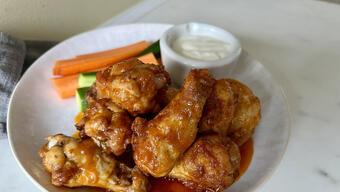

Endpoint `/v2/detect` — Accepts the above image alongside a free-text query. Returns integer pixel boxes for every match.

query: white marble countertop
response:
[1,0,340,191]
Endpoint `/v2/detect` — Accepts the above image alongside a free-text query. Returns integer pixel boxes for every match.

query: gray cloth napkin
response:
[0,32,26,139]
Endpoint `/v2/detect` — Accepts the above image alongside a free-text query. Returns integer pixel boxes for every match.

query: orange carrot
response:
[51,74,79,99]
[54,41,150,67]
[138,52,159,65]
[76,41,150,59]
[53,41,150,76]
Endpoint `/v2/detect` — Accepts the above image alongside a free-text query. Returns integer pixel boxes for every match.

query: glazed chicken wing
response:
[39,134,150,192]
[85,83,98,105]
[199,79,237,136]
[169,134,240,192]
[226,79,261,146]
[76,99,132,156]
[132,69,215,177]
[156,86,179,108]
[95,58,170,116]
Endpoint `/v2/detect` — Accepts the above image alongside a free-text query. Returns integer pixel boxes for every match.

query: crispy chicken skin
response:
[75,99,132,156]
[199,79,237,136]
[157,87,179,108]
[85,83,98,105]
[132,69,215,177]
[169,135,240,192]
[226,79,261,146]
[39,134,150,192]
[95,58,170,116]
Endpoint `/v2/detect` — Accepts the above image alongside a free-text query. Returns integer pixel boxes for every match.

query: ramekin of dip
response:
[160,22,242,85]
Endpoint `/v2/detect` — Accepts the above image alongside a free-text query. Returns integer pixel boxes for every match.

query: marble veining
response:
[317,169,338,184]
[297,109,329,123]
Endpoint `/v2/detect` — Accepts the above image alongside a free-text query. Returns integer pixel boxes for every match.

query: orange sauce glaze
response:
[150,177,193,192]
[72,130,80,138]
[74,112,84,124]
[236,138,254,181]
[71,119,253,192]
[151,138,254,192]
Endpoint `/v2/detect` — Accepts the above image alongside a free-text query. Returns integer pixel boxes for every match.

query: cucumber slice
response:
[76,87,90,112]
[78,72,96,87]
[138,40,161,58]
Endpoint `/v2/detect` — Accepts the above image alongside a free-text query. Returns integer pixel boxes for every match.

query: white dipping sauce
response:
[171,35,230,61]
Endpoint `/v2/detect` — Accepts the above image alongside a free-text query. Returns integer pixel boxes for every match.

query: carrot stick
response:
[53,53,131,76]
[138,52,159,65]
[53,41,150,76]
[54,41,150,67]
[76,41,150,59]
[51,74,79,99]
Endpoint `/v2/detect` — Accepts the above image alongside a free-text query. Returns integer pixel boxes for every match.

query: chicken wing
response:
[169,134,240,192]
[95,58,170,116]
[85,83,98,105]
[226,79,261,146]
[156,86,179,108]
[199,79,237,136]
[39,134,150,192]
[132,69,215,177]
[75,99,132,156]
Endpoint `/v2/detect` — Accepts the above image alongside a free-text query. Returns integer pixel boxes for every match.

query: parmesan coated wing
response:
[226,79,261,146]
[169,135,240,192]
[199,79,237,136]
[132,69,215,177]
[95,58,170,116]
[39,134,150,192]
[76,99,132,156]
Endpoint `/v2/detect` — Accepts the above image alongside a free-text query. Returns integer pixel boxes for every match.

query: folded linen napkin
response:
[0,32,26,139]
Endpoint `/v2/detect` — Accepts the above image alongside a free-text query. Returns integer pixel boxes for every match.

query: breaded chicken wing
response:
[199,79,237,136]
[226,79,261,146]
[39,134,150,192]
[169,135,240,192]
[76,99,132,156]
[95,58,170,116]
[132,69,215,177]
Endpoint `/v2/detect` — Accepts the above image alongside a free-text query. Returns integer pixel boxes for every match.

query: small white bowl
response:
[160,22,242,85]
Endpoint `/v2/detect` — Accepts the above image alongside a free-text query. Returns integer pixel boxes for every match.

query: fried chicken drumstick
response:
[132,69,215,177]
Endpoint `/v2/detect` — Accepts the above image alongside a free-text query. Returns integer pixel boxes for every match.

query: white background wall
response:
[0,0,140,41]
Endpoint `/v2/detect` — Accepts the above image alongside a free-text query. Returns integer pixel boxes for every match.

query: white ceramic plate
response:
[7,24,290,192]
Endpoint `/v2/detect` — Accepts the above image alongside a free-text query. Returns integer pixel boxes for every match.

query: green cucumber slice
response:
[76,87,90,112]
[78,72,96,87]
[138,40,160,58]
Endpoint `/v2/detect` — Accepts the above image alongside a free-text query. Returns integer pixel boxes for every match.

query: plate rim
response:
[7,23,291,192]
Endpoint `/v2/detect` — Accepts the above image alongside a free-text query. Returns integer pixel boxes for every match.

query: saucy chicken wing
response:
[169,134,240,192]
[199,79,237,136]
[95,58,170,116]
[157,86,179,108]
[75,99,132,156]
[39,134,150,192]
[132,69,215,177]
[85,83,98,105]
[226,79,261,146]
